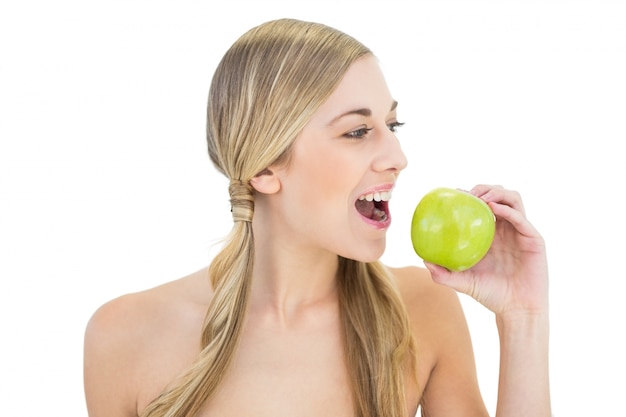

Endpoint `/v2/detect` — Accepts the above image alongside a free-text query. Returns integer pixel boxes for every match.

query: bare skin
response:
[84,56,550,416]
[84,264,486,417]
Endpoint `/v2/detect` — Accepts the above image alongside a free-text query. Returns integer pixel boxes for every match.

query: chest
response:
[137,310,424,417]
[199,319,354,416]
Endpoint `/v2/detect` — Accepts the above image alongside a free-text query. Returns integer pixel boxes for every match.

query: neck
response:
[249,222,340,327]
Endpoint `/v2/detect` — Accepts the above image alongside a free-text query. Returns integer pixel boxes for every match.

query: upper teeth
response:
[358,190,391,202]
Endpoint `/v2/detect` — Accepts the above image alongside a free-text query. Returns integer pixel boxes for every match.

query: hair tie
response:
[229,179,254,223]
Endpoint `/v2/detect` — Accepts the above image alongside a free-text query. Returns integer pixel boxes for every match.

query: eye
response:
[343,126,373,140]
[388,121,405,133]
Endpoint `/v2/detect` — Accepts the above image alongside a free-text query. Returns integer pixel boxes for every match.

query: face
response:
[267,55,408,262]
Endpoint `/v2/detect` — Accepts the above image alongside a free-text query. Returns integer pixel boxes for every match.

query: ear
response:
[249,168,281,195]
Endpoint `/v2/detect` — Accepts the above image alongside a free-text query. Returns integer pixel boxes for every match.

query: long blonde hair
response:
[141,18,416,417]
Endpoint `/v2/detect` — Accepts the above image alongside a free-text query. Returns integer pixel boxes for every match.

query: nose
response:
[372,127,408,174]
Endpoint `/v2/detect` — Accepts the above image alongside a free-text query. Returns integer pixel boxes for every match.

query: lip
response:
[354,183,395,230]
[357,183,395,197]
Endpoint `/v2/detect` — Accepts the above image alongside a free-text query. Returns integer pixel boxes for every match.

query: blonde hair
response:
[141,18,416,417]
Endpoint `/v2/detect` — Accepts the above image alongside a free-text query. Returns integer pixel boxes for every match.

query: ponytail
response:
[140,181,255,417]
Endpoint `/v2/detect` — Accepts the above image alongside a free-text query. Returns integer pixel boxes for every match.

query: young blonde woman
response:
[84,18,551,417]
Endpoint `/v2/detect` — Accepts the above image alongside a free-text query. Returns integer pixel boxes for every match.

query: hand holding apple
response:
[413,185,549,317]
[413,185,551,415]
[411,187,495,271]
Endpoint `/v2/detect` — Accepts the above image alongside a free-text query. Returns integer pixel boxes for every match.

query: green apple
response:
[411,187,495,271]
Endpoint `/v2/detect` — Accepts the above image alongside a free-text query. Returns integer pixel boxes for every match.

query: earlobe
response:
[250,169,281,194]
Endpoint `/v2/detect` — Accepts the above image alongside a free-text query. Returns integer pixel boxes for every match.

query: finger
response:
[472,185,525,216]
[488,201,538,238]
[470,183,502,197]
[425,262,473,295]
[424,262,451,286]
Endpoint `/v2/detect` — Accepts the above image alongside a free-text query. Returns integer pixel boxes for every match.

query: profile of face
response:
[252,55,408,262]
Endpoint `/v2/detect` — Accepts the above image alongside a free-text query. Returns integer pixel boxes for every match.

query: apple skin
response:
[411,187,496,271]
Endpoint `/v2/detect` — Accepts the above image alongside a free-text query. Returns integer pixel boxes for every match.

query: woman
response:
[84,18,551,417]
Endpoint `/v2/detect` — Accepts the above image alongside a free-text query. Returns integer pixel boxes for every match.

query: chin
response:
[341,239,386,263]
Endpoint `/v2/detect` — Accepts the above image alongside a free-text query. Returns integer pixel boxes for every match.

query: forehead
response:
[310,55,395,123]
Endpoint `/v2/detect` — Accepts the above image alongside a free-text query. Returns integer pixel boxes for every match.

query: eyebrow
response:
[328,100,398,126]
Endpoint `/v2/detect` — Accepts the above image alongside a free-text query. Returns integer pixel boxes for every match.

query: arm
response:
[495,312,550,416]
[425,185,551,417]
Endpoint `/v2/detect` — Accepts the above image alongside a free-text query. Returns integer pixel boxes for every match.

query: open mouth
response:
[355,190,390,222]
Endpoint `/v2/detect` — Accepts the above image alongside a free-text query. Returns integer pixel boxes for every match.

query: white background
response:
[1,1,625,416]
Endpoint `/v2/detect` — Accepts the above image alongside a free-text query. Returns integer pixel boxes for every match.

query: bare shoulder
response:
[85,267,212,338]
[385,267,465,363]
[387,265,463,318]
[386,265,488,415]
[387,265,469,354]
[84,267,212,417]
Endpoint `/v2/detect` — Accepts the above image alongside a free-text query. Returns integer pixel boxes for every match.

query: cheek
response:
[316,158,343,186]
[282,154,351,229]
[287,140,367,215]
[310,154,359,211]
[295,147,347,190]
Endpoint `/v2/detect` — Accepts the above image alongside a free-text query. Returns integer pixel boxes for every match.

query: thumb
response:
[424,261,472,294]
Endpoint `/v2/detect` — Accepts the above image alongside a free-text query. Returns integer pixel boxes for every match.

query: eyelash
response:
[389,121,405,133]
[344,127,374,139]
[344,122,405,139]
